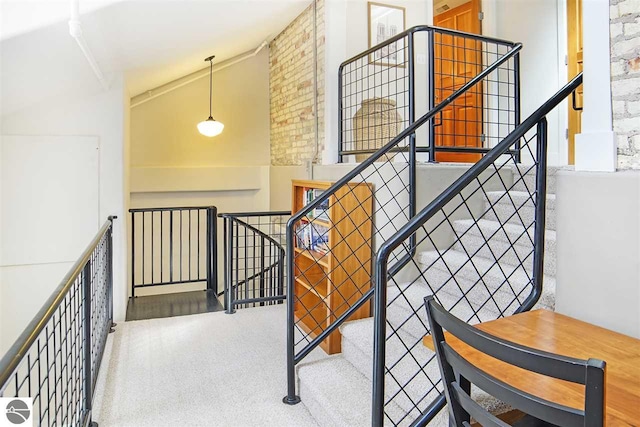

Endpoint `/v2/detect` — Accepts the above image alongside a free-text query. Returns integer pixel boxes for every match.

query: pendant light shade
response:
[197,117,224,137]
[198,55,224,137]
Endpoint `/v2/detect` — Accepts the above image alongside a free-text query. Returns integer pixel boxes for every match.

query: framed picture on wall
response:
[368,2,406,67]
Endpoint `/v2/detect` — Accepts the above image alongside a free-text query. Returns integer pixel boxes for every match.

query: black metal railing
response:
[219,212,289,312]
[338,25,520,163]
[370,74,583,426]
[0,216,116,427]
[284,26,523,406]
[129,206,217,297]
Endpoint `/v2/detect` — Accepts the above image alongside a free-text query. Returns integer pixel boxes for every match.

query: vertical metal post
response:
[259,235,266,306]
[206,208,213,292]
[130,212,135,298]
[428,29,436,163]
[371,252,388,427]
[278,247,285,304]
[170,211,174,283]
[514,52,522,163]
[408,33,417,255]
[532,117,547,298]
[82,260,93,424]
[212,206,218,293]
[518,117,547,313]
[223,217,228,308]
[337,65,344,163]
[108,218,116,333]
[283,221,300,405]
[225,219,236,314]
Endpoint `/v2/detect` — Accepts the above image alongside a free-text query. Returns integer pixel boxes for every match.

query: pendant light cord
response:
[208,58,213,118]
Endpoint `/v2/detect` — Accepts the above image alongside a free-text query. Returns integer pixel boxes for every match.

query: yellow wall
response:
[128,49,272,296]
[131,49,270,168]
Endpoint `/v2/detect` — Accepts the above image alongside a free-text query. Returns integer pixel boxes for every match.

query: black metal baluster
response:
[188,209,192,281]
[180,209,183,282]
[142,211,145,287]
[160,210,163,283]
[151,211,154,285]
[170,211,174,283]
[131,212,135,297]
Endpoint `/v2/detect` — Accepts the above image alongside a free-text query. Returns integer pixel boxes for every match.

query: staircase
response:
[295,165,559,426]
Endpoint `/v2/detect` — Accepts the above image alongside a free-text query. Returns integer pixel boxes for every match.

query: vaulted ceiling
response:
[0,0,311,116]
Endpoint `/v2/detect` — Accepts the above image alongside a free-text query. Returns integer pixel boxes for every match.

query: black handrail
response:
[0,216,116,387]
[375,72,583,264]
[291,43,522,226]
[338,25,521,162]
[0,216,116,427]
[285,32,523,405]
[219,211,290,218]
[370,73,583,426]
[339,25,517,68]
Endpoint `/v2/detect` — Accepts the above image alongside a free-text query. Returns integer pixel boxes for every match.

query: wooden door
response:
[433,0,483,163]
[567,0,583,164]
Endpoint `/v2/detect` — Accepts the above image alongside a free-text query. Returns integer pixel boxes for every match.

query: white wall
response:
[484,0,567,165]
[2,74,128,323]
[0,135,101,351]
[1,135,100,266]
[322,0,432,164]
[555,170,640,338]
[0,262,73,354]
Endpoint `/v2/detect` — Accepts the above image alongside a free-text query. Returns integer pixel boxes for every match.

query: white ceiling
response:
[0,0,311,115]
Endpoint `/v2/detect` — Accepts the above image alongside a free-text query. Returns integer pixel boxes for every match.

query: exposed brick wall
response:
[610,0,640,169]
[270,0,325,166]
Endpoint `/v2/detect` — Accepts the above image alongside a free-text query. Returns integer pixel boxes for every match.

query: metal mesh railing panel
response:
[0,220,114,427]
[338,27,520,162]
[130,207,217,297]
[222,212,289,310]
[290,157,413,355]
[378,128,543,425]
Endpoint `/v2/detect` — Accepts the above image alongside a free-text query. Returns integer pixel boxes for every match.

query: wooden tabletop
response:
[423,309,640,426]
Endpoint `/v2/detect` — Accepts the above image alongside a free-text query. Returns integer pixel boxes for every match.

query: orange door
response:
[433,0,483,163]
[567,0,583,164]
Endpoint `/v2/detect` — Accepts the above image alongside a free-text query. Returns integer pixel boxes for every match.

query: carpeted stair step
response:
[297,355,409,427]
[511,165,560,194]
[415,250,556,320]
[340,317,443,419]
[385,282,506,342]
[483,191,556,231]
[452,218,556,276]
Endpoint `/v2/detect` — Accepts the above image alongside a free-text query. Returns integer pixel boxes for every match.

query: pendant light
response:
[197,55,224,137]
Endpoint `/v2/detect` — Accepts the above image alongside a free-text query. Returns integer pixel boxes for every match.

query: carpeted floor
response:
[93,304,323,427]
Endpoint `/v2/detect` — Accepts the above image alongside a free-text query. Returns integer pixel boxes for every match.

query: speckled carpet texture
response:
[93,304,322,427]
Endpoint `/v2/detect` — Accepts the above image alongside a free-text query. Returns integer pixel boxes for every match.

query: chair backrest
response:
[424,296,606,427]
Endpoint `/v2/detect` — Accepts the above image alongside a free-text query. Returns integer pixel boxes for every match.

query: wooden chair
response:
[423,296,606,427]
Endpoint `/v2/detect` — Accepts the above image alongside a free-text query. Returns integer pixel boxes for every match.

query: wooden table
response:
[423,309,640,426]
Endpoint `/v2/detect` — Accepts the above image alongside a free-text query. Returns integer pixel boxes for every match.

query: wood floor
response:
[125,289,224,321]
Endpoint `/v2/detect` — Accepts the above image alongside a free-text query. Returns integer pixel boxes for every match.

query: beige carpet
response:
[93,304,322,427]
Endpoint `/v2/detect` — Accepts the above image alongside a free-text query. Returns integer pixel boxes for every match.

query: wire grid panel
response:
[90,232,111,389]
[130,208,212,292]
[291,153,414,355]
[227,213,289,309]
[340,34,411,161]
[433,30,518,155]
[0,231,112,427]
[380,130,543,426]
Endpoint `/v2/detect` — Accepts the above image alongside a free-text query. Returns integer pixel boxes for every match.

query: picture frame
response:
[368,2,406,67]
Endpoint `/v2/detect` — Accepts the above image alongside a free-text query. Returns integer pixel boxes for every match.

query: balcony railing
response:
[0,216,116,427]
